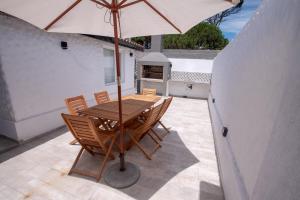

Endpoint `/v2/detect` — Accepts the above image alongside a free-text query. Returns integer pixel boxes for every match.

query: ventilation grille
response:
[171,71,211,84]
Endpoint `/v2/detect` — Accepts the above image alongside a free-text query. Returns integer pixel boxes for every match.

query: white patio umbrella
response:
[0,0,238,188]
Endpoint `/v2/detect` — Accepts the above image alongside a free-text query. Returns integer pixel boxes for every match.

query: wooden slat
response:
[65,95,88,115]
[142,88,156,96]
[94,91,110,104]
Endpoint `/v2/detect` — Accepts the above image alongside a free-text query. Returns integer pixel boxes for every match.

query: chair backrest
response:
[137,102,164,135]
[156,97,173,122]
[94,91,110,104]
[65,95,88,115]
[142,88,157,96]
[61,113,105,148]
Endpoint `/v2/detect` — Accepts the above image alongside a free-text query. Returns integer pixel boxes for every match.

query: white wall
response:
[0,14,136,141]
[168,58,212,99]
[169,58,213,73]
[169,81,210,99]
[209,0,300,200]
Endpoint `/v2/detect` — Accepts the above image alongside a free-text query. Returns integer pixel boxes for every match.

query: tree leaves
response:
[163,22,228,50]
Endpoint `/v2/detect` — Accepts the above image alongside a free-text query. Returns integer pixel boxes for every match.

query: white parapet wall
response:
[0,14,137,142]
[168,58,213,99]
[209,0,300,200]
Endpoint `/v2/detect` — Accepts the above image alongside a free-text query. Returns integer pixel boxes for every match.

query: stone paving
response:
[0,97,223,200]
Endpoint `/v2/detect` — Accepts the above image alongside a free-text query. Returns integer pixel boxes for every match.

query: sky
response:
[220,0,262,40]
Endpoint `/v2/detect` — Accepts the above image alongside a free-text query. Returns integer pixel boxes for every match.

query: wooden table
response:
[79,95,161,123]
[122,94,161,103]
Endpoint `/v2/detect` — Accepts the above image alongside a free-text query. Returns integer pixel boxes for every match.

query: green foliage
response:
[163,22,228,50]
[131,36,146,46]
[131,36,151,49]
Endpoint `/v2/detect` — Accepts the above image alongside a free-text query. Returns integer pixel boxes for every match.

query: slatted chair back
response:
[126,103,164,160]
[156,97,173,122]
[142,88,157,96]
[65,95,88,115]
[61,113,116,182]
[136,102,164,136]
[61,113,105,149]
[94,91,110,104]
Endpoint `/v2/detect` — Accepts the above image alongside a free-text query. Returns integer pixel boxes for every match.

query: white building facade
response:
[0,14,140,142]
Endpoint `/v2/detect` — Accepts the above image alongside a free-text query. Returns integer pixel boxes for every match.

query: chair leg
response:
[99,139,115,160]
[96,137,116,182]
[159,121,171,138]
[69,139,78,145]
[148,131,162,147]
[147,132,162,157]
[150,128,163,141]
[69,147,84,175]
[128,133,152,160]
[159,121,170,133]
[107,144,115,160]
[82,145,95,156]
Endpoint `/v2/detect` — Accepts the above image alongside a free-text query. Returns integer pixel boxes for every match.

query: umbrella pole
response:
[111,8,125,172]
[103,2,140,188]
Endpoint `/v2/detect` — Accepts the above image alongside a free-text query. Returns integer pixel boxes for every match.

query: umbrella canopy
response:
[0,0,237,38]
[0,0,238,181]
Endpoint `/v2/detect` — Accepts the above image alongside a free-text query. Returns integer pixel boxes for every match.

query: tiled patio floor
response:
[0,97,223,200]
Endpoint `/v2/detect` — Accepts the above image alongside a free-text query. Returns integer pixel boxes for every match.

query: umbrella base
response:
[104,162,140,189]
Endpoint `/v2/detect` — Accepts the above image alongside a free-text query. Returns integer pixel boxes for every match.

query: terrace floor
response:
[0,97,223,200]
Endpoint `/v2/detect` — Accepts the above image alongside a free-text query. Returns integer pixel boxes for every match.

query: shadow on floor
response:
[0,126,68,163]
[199,181,224,200]
[70,128,200,200]
[0,135,18,154]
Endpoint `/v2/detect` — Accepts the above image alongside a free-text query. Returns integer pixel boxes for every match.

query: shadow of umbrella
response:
[199,181,224,200]
[71,129,200,200]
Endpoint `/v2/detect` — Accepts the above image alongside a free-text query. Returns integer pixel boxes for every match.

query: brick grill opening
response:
[142,65,163,79]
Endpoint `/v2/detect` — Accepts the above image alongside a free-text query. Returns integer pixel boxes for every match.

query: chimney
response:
[150,35,162,52]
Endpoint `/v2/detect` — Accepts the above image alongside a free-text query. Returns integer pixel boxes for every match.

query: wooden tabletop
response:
[79,95,161,124]
[122,94,161,102]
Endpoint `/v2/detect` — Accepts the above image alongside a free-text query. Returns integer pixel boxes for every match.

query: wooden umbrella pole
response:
[112,1,125,171]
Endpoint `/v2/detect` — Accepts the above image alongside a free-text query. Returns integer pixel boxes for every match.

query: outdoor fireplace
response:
[142,65,164,79]
[137,52,172,96]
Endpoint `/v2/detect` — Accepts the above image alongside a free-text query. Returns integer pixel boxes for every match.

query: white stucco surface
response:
[0,14,136,141]
[169,81,210,99]
[169,58,213,73]
[209,0,300,200]
[166,58,213,98]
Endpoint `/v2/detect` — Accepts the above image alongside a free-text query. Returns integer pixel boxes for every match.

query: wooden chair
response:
[153,97,173,140]
[94,91,116,129]
[65,95,88,115]
[61,113,117,182]
[65,95,89,145]
[142,88,157,96]
[125,103,164,160]
[94,91,110,104]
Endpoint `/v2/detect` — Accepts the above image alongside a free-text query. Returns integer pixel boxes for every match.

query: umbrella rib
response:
[44,0,82,31]
[119,0,143,9]
[142,0,182,34]
[90,0,111,8]
[97,0,111,7]
[118,0,128,7]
